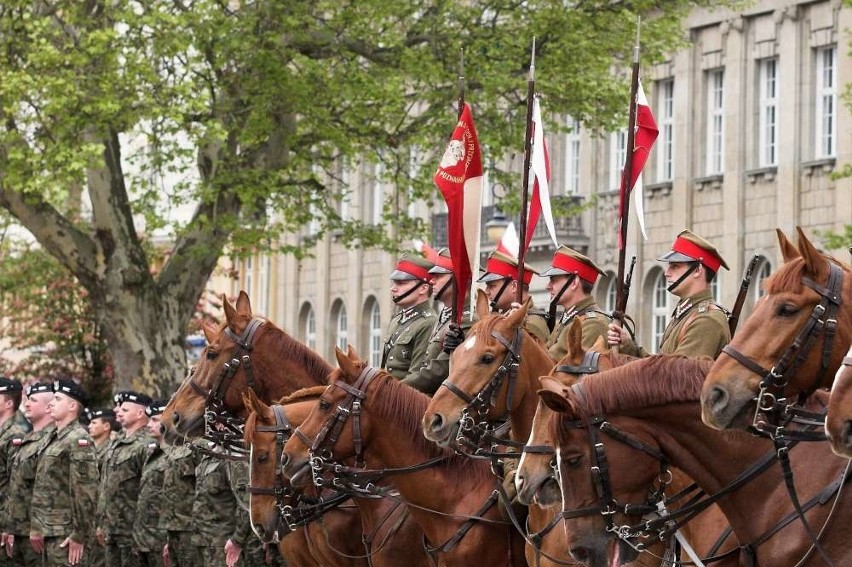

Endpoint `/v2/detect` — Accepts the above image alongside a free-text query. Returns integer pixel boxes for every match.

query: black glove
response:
[442,322,465,354]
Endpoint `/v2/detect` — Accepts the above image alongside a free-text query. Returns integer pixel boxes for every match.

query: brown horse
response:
[243,386,367,566]
[543,355,851,566]
[243,387,430,567]
[702,228,851,430]
[825,346,852,457]
[281,346,527,567]
[162,291,331,440]
[516,324,735,567]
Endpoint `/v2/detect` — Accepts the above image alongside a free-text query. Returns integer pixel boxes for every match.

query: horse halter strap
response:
[555,350,602,376]
[722,261,843,431]
[307,366,379,470]
[247,404,293,502]
[190,317,266,405]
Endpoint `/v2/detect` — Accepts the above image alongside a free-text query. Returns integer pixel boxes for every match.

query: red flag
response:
[618,81,658,226]
[434,103,483,319]
[496,221,520,258]
[525,97,558,253]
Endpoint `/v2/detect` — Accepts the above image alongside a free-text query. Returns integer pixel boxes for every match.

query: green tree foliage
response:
[0,233,113,406]
[0,0,737,394]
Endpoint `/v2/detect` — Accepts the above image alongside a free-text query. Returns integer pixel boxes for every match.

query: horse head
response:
[702,227,852,430]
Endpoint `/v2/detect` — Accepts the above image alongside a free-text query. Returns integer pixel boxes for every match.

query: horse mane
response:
[765,255,849,295]
[343,366,492,486]
[279,386,328,405]
[258,323,332,384]
[563,355,713,418]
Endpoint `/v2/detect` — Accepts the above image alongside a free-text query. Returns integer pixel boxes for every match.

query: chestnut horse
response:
[243,387,430,567]
[543,355,852,566]
[282,347,527,567]
[162,291,331,440]
[516,324,736,567]
[243,386,368,566]
[825,346,852,457]
[702,228,851,431]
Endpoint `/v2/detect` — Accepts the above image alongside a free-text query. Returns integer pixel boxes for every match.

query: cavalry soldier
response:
[0,377,27,566]
[133,400,169,567]
[383,253,436,380]
[30,379,99,567]
[608,229,731,358]
[2,382,56,567]
[159,438,200,567]
[402,248,474,395]
[97,390,153,567]
[542,245,611,360]
[478,250,550,343]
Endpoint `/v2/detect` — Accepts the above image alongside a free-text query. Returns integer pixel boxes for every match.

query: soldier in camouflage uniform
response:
[191,445,241,566]
[97,391,153,567]
[402,248,474,395]
[478,250,551,344]
[608,230,731,359]
[224,460,266,567]
[133,400,169,567]
[0,377,28,566]
[383,253,436,380]
[2,383,56,567]
[159,439,200,567]
[542,246,611,360]
[85,407,117,567]
[30,379,99,567]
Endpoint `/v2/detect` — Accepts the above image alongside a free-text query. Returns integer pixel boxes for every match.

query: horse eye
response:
[319,399,331,411]
[564,454,583,469]
[480,353,495,364]
[776,303,799,317]
[206,350,218,360]
[257,452,269,463]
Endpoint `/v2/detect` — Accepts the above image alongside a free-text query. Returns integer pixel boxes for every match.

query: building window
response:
[564,117,581,194]
[339,161,350,221]
[711,275,721,304]
[256,255,270,316]
[336,304,348,352]
[651,270,670,353]
[815,46,836,159]
[244,256,254,300]
[656,79,674,181]
[372,163,385,224]
[758,59,778,167]
[369,302,382,367]
[304,306,316,350]
[753,259,772,302]
[609,129,627,190]
[706,69,725,175]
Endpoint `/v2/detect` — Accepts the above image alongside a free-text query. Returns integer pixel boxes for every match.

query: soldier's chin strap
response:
[434,278,453,303]
[392,279,430,304]
[548,274,575,314]
[666,262,699,293]
[489,278,513,312]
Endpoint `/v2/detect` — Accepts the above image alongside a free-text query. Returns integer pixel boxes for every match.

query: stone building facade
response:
[221,0,851,363]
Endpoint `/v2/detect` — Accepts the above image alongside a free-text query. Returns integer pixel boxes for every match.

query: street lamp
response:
[484,182,509,243]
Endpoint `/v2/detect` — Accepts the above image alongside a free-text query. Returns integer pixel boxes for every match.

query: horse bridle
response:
[188,317,265,453]
[721,261,843,436]
[439,327,522,456]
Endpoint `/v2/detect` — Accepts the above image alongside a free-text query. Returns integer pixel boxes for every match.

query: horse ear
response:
[235,291,253,318]
[476,288,490,319]
[564,319,583,358]
[776,228,800,263]
[242,388,268,419]
[504,296,530,329]
[538,389,572,413]
[346,344,360,362]
[591,335,607,353]
[335,347,359,380]
[202,321,218,344]
[796,226,827,279]
[223,294,237,325]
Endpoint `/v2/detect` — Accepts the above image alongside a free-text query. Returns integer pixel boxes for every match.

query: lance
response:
[614,19,641,333]
[455,48,466,324]
[517,38,536,303]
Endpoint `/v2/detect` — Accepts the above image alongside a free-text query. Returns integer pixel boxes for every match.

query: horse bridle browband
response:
[721,261,843,435]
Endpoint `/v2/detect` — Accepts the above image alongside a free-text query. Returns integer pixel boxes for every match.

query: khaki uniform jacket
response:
[0,414,29,519]
[2,425,55,535]
[622,290,730,359]
[525,304,551,345]
[132,442,169,552]
[547,296,611,361]
[97,428,152,537]
[30,422,99,542]
[158,444,198,532]
[402,306,474,395]
[383,300,436,381]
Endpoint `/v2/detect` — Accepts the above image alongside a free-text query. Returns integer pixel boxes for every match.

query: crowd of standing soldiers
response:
[0,378,288,567]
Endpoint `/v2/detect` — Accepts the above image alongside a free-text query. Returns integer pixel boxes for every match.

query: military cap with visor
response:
[389,253,436,282]
[657,229,729,272]
[53,378,88,405]
[0,376,22,394]
[477,251,538,285]
[427,248,454,275]
[540,245,606,284]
